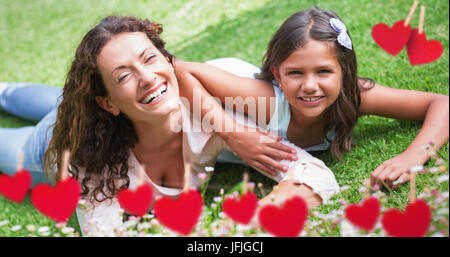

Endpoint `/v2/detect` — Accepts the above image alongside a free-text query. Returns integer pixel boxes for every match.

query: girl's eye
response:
[288,71,303,75]
[318,69,331,74]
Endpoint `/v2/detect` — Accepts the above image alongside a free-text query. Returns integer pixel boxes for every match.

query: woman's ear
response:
[270,65,282,89]
[95,96,120,116]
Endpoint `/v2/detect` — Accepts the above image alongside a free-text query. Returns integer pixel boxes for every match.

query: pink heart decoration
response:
[153,189,203,235]
[345,197,381,231]
[0,169,32,203]
[258,196,308,237]
[406,28,443,65]
[31,178,80,223]
[381,199,431,237]
[118,183,153,217]
[222,191,258,224]
[372,20,412,56]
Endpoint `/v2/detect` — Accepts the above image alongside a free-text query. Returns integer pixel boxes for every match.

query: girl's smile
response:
[298,96,325,105]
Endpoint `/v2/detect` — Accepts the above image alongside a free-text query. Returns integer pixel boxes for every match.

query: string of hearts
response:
[0,151,80,223]
[0,151,434,237]
[372,1,443,65]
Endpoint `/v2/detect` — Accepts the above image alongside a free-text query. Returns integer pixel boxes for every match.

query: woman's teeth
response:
[300,96,322,102]
[141,84,167,104]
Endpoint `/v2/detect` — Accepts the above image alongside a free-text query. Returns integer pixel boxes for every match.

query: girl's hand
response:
[370,152,423,189]
[221,124,298,176]
[361,83,448,189]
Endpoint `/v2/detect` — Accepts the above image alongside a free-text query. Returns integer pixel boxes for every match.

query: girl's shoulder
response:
[265,84,291,135]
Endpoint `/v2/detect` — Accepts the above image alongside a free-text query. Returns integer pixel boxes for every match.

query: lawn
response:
[0,0,448,237]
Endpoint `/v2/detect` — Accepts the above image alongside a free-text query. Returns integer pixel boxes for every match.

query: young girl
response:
[0,15,339,236]
[175,7,449,190]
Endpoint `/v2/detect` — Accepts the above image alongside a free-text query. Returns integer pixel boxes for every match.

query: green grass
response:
[0,0,448,236]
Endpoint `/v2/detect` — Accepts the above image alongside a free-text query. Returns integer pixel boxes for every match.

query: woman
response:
[0,16,339,236]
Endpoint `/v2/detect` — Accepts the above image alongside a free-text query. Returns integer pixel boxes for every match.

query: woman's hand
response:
[370,151,426,189]
[221,124,298,176]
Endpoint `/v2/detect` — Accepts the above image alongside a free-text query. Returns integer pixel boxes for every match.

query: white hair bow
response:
[329,18,353,50]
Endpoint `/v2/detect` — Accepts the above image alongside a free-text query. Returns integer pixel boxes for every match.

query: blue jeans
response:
[0,82,62,187]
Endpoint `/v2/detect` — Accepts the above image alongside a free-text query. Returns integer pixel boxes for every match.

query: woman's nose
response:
[137,69,157,88]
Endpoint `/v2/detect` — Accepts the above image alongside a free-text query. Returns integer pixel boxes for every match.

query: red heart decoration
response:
[222,191,257,224]
[381,199,431,237]
[153,189,203,235]
[31,178,80,223]
[406,29,443,65]
[372,20,412,56]
[118,183,153,217]
[345,197,380,231]
[0,169,32,203]
[258,196,308,237]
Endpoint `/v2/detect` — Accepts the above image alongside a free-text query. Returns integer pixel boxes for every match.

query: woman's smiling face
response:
[273,40,342,119]
[96,31,179,122]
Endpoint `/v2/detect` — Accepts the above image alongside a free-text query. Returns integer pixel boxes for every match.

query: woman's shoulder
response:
[178,99,215,149]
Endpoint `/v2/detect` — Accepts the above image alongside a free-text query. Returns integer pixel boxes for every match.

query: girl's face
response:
[272,40,342,119]
[96,32,179,122]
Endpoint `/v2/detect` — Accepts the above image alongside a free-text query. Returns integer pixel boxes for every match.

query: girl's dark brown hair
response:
[44,16,173,202]
[257,7,374,160]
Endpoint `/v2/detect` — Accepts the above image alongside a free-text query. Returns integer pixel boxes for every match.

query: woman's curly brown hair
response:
[44,16,173,203]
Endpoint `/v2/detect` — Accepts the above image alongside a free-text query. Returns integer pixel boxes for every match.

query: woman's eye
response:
[145,55,156,63]
[118,73,129,83]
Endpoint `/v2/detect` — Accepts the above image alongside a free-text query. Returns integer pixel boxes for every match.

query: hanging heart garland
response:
[30,151,80,223]
[153,189,203,235]
[118,183,153,217]
[118,165,154,217]
[345,197,381,232]
[222,191,258,225]
[406,6,443,65]
[372,2,443,65]
[153,162,203,235]
[0,169,31,203]
[372,20,413,56]
[381,199,431,237]
[258,196,308,237]
[31,177,81,223]
[0,152,31,203]
[371,1,418,56]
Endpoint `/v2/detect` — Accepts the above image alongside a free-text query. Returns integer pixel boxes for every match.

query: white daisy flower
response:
[11,225,22,232]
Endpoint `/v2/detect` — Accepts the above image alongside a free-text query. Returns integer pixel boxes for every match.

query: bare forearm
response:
[404,95,449,162]
[176,63,240,140]
[178,61,237,103]
[176,60,275,122]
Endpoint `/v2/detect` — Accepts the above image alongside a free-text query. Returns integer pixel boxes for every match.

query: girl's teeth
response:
[301,97,321,102]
